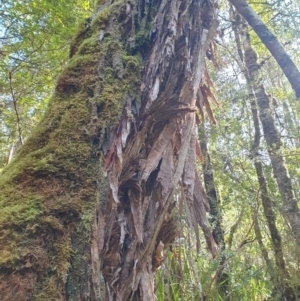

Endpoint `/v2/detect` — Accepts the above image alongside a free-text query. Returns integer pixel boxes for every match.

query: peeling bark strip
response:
[229,0,300,98]
[0,0,218,300]
[100,0,218,299]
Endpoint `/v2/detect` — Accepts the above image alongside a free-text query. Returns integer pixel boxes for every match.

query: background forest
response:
[1,0,300,300]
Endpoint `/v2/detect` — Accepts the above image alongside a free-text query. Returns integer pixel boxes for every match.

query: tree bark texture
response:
[0,0,218,300]
[242,29,300,247]
[229,0,300,98]
[249,92,295,300]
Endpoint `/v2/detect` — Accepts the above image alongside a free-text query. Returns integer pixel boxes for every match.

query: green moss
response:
[0,188,44,268]
[77,34,100,55]
[0,242,20,267]
[52,236,72,278]
[97,52,142,127]
[0,197,42,227]
[0,0,145,297]
[91,6,111,30]
[69,19,93,58]
[68,53,98,69]
[134,29,151,50]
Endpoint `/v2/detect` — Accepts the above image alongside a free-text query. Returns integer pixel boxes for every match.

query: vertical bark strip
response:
[229,0,300,98]
[0,0,218,300]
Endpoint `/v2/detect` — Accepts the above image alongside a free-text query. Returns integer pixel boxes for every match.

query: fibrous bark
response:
[0,0,218,300]
[229,0,300,98]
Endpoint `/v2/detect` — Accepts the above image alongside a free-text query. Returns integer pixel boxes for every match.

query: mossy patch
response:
[91,6,111,30]
[0,0,144,298]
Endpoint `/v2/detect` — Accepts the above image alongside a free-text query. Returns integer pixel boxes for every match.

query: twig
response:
[8,69,23,145]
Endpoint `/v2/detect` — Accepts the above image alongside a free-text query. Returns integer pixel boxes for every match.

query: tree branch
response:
[8,69,23,145]
[229,0,300,98]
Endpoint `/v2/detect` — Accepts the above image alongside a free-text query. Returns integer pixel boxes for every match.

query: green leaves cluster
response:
[0,0,95,169]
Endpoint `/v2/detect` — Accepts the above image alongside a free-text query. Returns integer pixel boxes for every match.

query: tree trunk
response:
[0,0,218,300]
[249,91,295,300]
[230,10,297,298]
[241,28,300,248]
[199,126,230,300]
[229,0,300,98]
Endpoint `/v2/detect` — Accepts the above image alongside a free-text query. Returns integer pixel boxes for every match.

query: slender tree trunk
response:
[229,0,300,98]
[241,29,300,248]
[0,0,217,300]
[252,208,274,277]
[230,11,297,298]
[199,126,230,300]
[249,93,295,300]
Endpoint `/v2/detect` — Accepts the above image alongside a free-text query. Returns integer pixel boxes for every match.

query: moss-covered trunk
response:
[0,0,217,300]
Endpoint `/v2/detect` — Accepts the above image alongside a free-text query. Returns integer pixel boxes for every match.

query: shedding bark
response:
[229,0,300,98]
[0,0,218,300]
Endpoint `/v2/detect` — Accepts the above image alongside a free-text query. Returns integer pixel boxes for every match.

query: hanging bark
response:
[229,0,300,98]
[0,0,218,300]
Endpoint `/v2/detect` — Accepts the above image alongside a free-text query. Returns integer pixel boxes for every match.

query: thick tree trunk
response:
[0,0,217,300]
[229,0,300,98]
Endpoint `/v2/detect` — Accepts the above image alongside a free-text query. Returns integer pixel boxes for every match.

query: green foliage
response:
[0,0,94,168]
